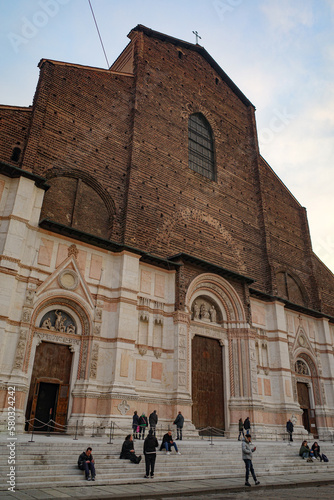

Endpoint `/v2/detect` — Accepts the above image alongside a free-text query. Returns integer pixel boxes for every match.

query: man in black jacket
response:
[143,429,159,477]
[160,431,181,454]
[78,447,96,481]
[173,411,184,440]
[244,417,251,436]
[149,410,158,436]
[120,434,142,464]
[132,410,139,439]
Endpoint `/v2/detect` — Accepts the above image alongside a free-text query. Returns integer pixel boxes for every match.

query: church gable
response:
[35,253,94,310]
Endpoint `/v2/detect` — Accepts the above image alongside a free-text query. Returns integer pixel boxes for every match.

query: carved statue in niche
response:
[55,310,64,331]
[210,305,217,323]
[41,317,52,329]
[67,324,76,334]
[39,309,77,334]
[200,303,210,321]
[192,298,220,323]
[193,301,200,320]
[295,359,309,375]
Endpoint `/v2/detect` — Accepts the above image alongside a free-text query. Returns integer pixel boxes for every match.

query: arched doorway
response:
[295,358,319,437]
[25,307,80,432]
[297,381,311,433]
[192,335,224,430]
[26,341,73,432]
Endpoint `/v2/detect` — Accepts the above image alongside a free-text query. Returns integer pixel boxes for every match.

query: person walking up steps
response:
[242,434,260,487]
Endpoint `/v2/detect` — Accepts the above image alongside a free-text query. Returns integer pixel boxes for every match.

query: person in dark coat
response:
[311,442,322,461]
[160,430,181,454]
[238,418,244,441]
[149,410,158,436]
[143,429,159,478]
[132,410,139,439]
[173,411,184,440]
[243,417,251,436]
[286,419,294,442]
[139,413,148,439]
[78,447,96,481]
[120,434,142,463]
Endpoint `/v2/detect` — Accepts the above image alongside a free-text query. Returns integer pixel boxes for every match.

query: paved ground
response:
[1,474,333,499]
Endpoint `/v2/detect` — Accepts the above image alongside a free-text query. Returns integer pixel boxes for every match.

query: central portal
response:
[26,342,72,432]
[192,335,224,430]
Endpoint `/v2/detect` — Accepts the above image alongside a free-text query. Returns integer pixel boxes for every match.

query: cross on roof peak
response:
[192,30,202,45]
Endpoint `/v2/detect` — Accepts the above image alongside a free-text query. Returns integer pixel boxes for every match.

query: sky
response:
[1,0,333,272]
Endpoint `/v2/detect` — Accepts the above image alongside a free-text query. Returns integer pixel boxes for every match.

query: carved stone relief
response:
[14,329,28,370]
[295,359,309,375]
[153,348,162,359]
[35,297,90,336]
[90,344,99,379]
[25,289,35,306]
[117,399,130,415]
[249,339,258,397]
[22,308,32,323]
[39,309,76,334]
[192,298,219,323]
[35,331,80,350]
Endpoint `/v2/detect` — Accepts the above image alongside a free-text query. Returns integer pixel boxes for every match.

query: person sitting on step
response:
[311,442,322,461]
[160,430,181,455]
[299,440,314,461]
[120,434,142,464]
[78,447,96,481]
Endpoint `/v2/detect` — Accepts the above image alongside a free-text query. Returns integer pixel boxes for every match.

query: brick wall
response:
[21,61,135,242]
[0,107,31,165]
[1,27,333,317]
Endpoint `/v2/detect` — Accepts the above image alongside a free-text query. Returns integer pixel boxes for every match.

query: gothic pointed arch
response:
[40,168,116,238]
[293,351,323,406]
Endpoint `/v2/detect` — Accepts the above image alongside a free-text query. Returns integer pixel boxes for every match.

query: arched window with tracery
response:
[188,113,215,180]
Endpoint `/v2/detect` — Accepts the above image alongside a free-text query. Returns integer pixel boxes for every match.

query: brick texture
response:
[0,25,333,317]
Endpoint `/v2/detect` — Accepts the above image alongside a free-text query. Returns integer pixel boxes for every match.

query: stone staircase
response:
[1,437,334,491]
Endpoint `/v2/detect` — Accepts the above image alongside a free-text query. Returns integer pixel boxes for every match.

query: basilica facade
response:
[0,25,333,438]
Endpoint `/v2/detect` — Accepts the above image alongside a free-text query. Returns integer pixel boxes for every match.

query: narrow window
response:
[11,147,21,162]
[188,113,215,180]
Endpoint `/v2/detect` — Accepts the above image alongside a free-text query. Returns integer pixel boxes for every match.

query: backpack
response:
[322,453,329,462]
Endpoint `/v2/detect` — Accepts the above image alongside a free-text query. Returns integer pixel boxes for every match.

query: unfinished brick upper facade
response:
[0,25,333,438]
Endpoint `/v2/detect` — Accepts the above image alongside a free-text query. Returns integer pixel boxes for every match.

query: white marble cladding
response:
[0,172,333,437]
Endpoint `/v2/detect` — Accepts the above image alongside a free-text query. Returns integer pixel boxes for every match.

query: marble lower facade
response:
[1,171,334,439]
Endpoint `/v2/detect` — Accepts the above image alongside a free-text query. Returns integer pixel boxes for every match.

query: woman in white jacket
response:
[242,435,260,487]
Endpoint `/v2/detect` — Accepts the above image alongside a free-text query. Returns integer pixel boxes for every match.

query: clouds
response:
[0,0,333,271]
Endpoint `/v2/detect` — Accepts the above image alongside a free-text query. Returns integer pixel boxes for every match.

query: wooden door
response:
[26,342,73,432]
[54,384,70,431]
[192,335,224,430]
[297,382,318,437]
